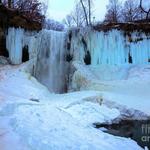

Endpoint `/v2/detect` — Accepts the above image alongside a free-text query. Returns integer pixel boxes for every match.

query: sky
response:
[41,0,149,22]
[43,0,109,22]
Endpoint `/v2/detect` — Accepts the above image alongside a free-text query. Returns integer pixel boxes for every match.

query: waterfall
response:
[35,30,68,93]
[6,28,68,93]
[6,27,150,93]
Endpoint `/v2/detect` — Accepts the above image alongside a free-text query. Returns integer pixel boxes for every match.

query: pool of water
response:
[93,119,150,149]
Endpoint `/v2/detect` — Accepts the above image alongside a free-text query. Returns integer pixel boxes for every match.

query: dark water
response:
[93,119,150,149]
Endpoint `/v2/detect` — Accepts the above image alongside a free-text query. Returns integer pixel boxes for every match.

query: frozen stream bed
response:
[0,63,149,150]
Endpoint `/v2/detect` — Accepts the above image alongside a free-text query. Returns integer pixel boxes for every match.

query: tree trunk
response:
[12,0,14,8]
[88,0,91,25]
[8,0,11,8]
[146,9,150,20]
[80,0,89,26]
[140,0,150,20]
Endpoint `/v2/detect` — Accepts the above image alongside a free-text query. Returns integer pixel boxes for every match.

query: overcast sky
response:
[41,0,149,22]
[43,0,109,22]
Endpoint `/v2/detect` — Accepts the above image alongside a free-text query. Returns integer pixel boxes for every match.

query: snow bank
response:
[0,64,143,150]
[11,102,142,150]
[71,61,150,116]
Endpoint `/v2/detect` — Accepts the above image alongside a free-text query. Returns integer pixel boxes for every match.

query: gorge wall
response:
[4,24,150,93]
[68,27,150,65]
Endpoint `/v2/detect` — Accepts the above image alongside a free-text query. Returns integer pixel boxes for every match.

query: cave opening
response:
[0,35,9,57]
[22,45,29,62]
[128,52,132,64]
[84,50,91,65]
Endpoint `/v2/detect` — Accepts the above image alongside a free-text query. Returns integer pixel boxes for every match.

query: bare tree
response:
[63,15,74,28]
[5,0,14,8]
[73,2,87,27]
[104,0,122,23]
[80,0,89,25]
[8,0,11,8]
[63,0,94,27]
[1,0,45,24]
[80,0,93,26]
[15,0,44,23]
[41,0,48,16]
[44,19,64,31]
[122,0,141,22]
[88,0,92,25]
[64,2,86,27]
[140,0,150,20]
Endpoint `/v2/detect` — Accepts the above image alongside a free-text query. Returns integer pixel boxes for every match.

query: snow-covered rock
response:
[0,56,9,65]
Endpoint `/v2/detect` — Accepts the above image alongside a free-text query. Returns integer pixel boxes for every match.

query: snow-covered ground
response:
[0,63,146,150]
[72,62,150,117]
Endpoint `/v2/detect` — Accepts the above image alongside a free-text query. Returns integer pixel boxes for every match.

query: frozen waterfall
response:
[6,27,150,93]
[6,28,38,65]
[35,30,68,93]
[69,29,150,65]
[6,28,68,93]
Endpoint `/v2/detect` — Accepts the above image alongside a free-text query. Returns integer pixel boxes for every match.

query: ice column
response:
[70,29,150,65]
[6,28,24,64]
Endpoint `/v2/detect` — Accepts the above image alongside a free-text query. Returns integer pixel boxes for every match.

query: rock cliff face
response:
[0,5,42,30]
[67,24,150,65]
[0,27,8,57]
[0,4,42,58]
[5,25,150,93]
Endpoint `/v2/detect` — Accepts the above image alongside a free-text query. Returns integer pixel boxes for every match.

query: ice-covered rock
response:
[0,56,9,65]
[69,29,150,65]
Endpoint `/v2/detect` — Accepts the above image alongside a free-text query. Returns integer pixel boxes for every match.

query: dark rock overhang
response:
[93,22,150,34]
[0,4,42,31]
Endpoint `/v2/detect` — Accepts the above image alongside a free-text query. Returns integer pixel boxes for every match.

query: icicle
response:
[6,27,150,93]
[6,28,24,64]
[70,29,150,65]
[6,28,39,65]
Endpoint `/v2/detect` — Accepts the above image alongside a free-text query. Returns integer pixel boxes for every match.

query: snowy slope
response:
[0,63,143,150]
[72,62,150,116]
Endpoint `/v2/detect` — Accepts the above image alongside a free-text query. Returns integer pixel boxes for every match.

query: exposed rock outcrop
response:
[0,4,42,58]
[0,5,42,31]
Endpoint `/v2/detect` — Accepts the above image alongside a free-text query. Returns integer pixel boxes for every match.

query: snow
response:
[0,64,143,150]
[71,61,150,117]
[4,27,150,149]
